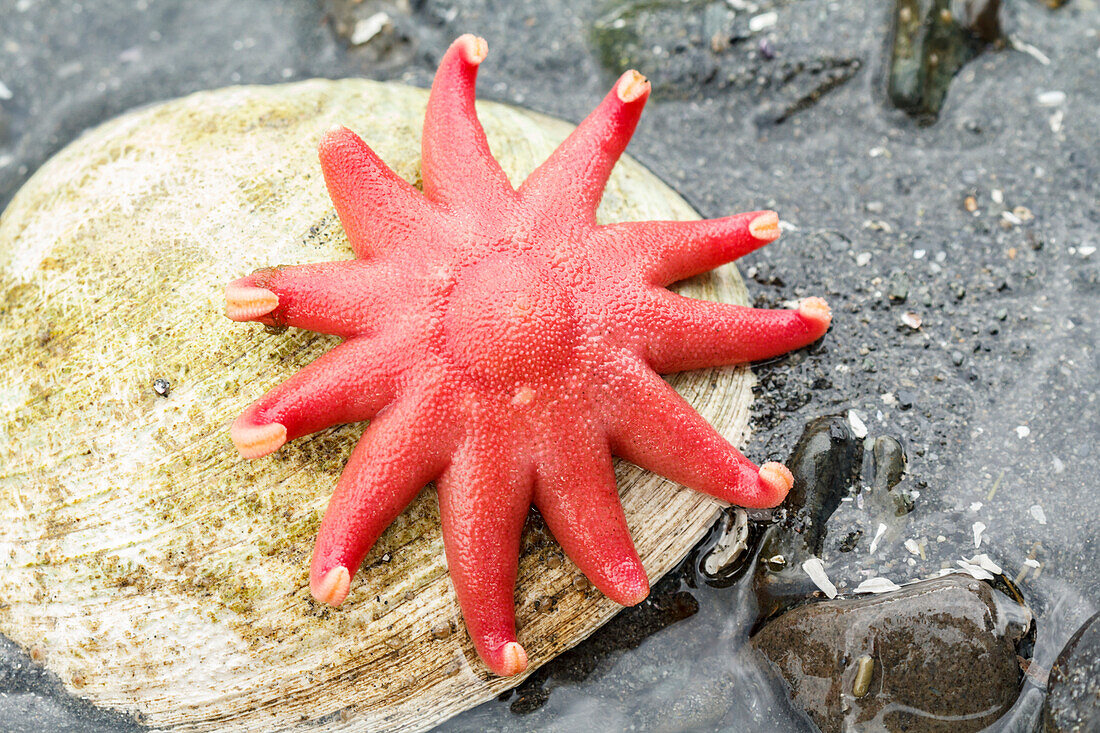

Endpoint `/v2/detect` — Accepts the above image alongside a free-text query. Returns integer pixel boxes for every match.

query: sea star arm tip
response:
[230,420,287,459]
[758,461,794,501]
[501,642,530,677]
[311,565,352,607]
[797,295,832,331]
[615,69,651,104]
[454,33,488,66]
[748,210,781,242]
[224,283,278,321]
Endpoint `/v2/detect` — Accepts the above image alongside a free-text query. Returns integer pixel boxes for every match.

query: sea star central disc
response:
[225,34,831,677]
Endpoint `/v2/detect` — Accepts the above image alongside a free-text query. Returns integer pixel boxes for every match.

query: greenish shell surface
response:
[0,79,753,731]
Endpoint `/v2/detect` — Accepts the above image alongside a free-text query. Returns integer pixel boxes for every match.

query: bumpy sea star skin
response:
[224,34,831,677]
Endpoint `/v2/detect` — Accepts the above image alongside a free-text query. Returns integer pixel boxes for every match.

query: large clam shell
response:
[0,80,753,731]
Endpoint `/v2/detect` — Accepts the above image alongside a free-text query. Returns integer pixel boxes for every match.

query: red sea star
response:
[224,34,831,677]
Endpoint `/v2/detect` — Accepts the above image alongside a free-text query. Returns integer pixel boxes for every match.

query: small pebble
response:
[852,655,875,698]
[888,272,910,303]
[153,378,170,397]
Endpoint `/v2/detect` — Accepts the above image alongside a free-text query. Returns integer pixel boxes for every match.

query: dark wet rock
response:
[888,0,1004,123]
[751,575,1032,733]
[867,436,916,516]
[871,436,907,492]
[1043,611,1100,732]
[754,416,863,617]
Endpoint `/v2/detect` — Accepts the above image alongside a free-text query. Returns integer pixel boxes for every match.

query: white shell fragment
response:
[749,11,778,31]
[973,521,987,548]
[853,577,902,594]
[0,80,758,732]
[957,554,1001,580]
[869,522,888,554]
[1029,504,1048,525]
[802,557,838,598]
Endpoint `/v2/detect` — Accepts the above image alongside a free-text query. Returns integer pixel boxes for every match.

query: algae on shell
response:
[0,79,755,731]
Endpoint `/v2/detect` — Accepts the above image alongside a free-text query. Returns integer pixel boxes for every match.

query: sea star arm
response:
[229,336,401,458]
[533,427,649,606]
[601,210,781,286]
[421,35,515,213]
[309,392,454,607]
[224,260,397,337]
[603,354,792,509]
[518,70,650,225]
[638,291,832,373]
[436,428,532,677]
[318,125,441,258]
